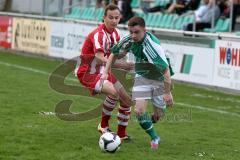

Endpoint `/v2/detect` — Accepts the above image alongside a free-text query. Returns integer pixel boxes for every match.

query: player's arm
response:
[163,68,172,94]
[101,53,117,80]
[163,68,173,107]
[111,35,134,70]
[95,52,108,65]
[112,50,134,71]
[154,44,173,107]
[103,53,133,73]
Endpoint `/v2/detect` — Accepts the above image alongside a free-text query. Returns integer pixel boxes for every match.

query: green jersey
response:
[111,32,174,80]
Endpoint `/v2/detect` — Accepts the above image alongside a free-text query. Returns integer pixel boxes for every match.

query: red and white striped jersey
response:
[78,24,120,75]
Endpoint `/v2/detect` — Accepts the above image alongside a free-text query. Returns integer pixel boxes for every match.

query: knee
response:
[118,89,132,107]
[110,90,119,99]
[107,86,119,99]
[120,96,132,107]
[152,110,165,122]
[152,114,160,122]
[134,107,145,116]
[125,96,132,106]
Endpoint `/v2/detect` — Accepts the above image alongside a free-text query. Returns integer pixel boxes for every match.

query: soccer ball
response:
[99,132,121,153]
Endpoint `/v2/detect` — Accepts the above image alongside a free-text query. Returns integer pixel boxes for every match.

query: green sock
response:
[137,112,158,140]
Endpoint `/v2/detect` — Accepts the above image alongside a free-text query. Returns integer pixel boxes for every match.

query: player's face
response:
[128,25,146,42]
[103,9,121,32]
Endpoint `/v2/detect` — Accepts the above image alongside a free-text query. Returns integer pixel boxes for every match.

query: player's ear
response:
[143,27,146,33]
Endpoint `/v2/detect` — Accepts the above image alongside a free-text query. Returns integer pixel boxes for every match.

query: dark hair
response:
[128,16,145,27]
[104,4,120,16]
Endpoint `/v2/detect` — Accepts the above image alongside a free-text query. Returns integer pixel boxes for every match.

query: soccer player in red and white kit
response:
[77,4,132,141]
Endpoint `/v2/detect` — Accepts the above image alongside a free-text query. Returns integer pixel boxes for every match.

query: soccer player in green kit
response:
[102,16,174,149]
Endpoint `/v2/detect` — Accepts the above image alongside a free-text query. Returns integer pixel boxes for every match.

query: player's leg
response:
[78,72,120,133]
[151,81,166,123]
[133,77,160,149]
[97,73,132,137]
[100,80,119,98]
[132,78,159,145]
[149,84,167,149]
[109,73,132,140]
[152,107,165,123]
[115,85,132,140]
[96,77,119,133]
[135,99,160,149]
[152,95,166,123]
[148,98,166,149]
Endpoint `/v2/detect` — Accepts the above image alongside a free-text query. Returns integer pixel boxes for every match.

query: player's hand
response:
[100,72,108,80]
[163,92,173,107]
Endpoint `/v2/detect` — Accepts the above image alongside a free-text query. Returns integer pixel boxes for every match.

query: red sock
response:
[117,125,127,138]
[101,96,117,128]
[117,104,131,137]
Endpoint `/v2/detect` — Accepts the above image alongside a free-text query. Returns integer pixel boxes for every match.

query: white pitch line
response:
[0,61,50,75]
[1,60,240,118]
[176,102,240,118]
[0,61,78,82]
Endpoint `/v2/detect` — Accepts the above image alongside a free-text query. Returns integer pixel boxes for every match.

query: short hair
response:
[128,16,145,28]
[104,4,120,16]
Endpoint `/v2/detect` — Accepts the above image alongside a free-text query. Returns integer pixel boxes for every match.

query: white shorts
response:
[132,76,166,109]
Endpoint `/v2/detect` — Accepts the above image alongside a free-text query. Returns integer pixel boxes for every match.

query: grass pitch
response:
[0,51,240,160]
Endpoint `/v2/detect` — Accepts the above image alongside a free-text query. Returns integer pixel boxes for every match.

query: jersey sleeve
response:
[92,31,105,54]
[111,35,132,56]
[146,40,169,72]
[147,32,174,76]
